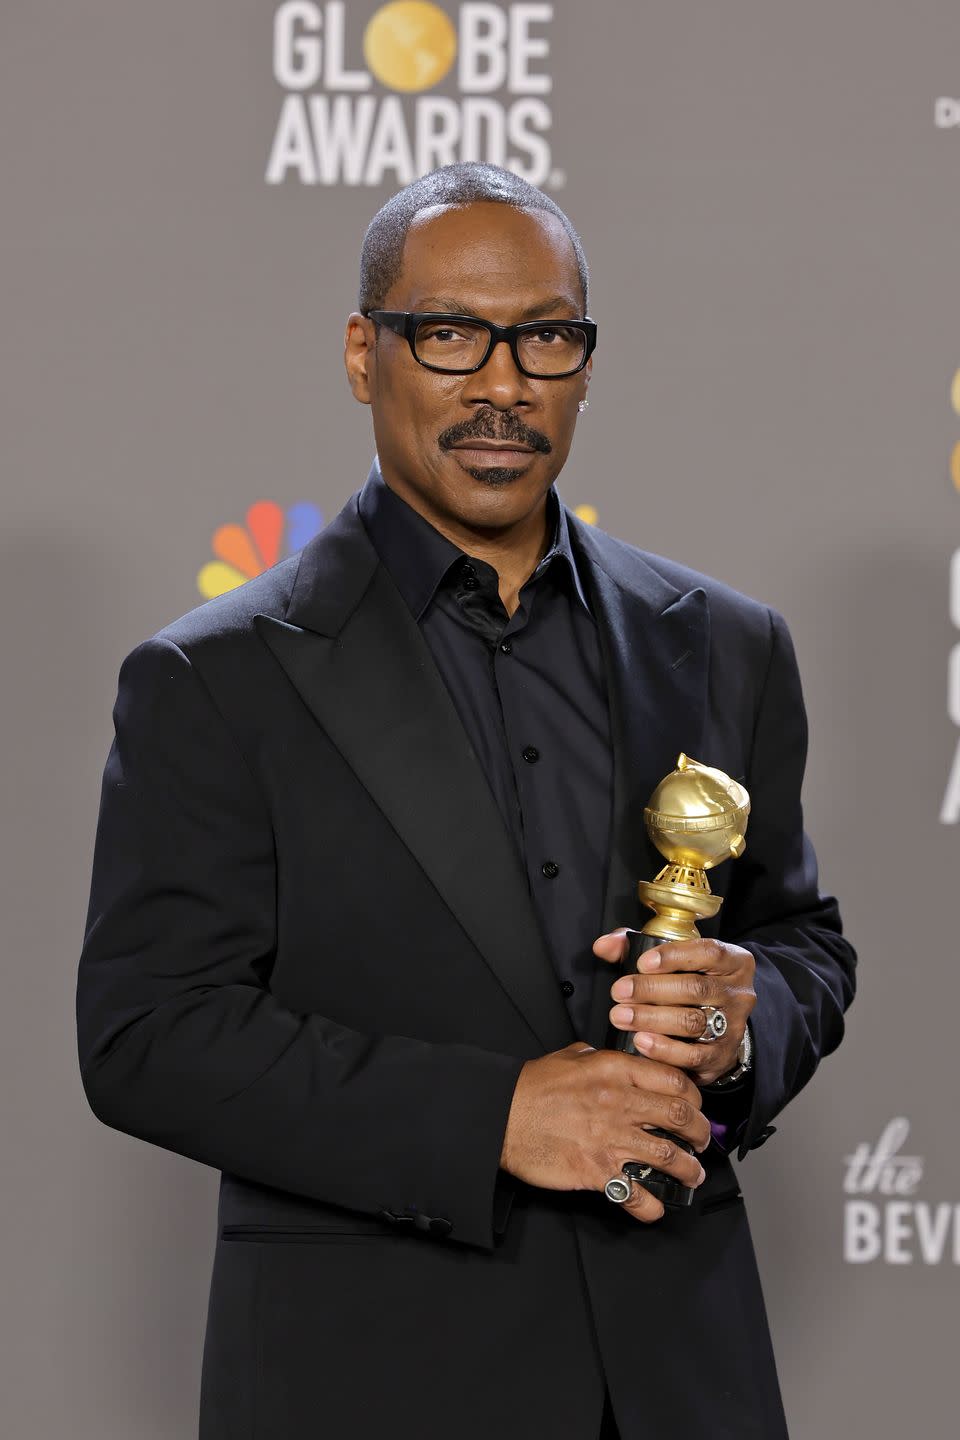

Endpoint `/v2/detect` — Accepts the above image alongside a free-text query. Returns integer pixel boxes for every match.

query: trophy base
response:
[612,928,699,1209]
[623,1135,697,1209]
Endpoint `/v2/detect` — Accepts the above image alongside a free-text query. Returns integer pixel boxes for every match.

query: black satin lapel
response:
[255,570,574,1053]
[583,570,711,1048]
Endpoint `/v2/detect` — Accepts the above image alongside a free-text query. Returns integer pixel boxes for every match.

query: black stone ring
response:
[699,1005,728,1042]
[604,1167,649,1204]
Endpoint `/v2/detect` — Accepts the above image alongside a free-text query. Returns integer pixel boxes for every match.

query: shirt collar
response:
[358,457,593,622]
[532,487,592,615]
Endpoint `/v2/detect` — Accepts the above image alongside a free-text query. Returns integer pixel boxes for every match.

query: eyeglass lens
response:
[414,319,586,375]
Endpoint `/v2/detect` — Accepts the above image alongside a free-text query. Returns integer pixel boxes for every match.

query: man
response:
[77,163,856,1439]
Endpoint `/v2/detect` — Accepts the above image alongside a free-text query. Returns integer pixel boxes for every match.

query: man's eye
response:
[525,326,579,346]
[421,325,468,342]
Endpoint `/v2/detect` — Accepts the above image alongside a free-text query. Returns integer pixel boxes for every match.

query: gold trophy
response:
[603,755,751,1209]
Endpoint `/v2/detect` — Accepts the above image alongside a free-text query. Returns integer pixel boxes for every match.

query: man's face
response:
[344,201,591,536]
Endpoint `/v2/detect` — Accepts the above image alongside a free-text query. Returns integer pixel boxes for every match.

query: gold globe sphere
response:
[644,754,750,871]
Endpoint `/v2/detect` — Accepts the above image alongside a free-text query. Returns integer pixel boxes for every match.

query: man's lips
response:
[449,437,538,449]
[449,437,538,466]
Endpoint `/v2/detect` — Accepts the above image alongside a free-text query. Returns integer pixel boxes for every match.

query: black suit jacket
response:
[77,491,855,1439]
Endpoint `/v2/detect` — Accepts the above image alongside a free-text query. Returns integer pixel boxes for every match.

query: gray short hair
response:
[358,162,589,315]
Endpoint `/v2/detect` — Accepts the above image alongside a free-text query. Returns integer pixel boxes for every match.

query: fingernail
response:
[611,977,632,1000]
[610,1005,634,1026]
[633,1031,655,1053]
[639,951,661,971]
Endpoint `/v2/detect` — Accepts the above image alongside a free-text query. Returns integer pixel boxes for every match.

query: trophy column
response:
[606,755,750,1209]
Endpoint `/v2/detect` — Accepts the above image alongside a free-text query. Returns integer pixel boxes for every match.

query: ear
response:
[579,353,593,405]
[344,312,375,404]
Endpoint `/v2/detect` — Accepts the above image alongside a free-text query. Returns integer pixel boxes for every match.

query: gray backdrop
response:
[2,2,957,1435]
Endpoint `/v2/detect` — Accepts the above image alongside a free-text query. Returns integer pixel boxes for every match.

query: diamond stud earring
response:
[578,399,589,413]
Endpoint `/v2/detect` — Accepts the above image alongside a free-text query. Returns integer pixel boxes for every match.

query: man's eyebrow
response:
[515,295,583,320]
[413,298,477,316]
[412,295,584,320]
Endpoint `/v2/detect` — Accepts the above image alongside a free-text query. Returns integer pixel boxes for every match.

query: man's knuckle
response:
[668,1098,691,1127]
[691,974,710,1002]
[631,1192,665,1224]
[599,1148,619,1180]
[682,1007,704,1036]
[650,1136,676,1165]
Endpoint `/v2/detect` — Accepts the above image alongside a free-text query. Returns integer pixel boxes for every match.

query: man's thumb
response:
[591,929,630,964]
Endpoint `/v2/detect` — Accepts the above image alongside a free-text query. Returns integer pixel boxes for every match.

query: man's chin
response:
[443,447,537,490]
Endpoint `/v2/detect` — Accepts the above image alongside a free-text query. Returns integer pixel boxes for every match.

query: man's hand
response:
[593,932,757,1087]
[500,1043,709,1223]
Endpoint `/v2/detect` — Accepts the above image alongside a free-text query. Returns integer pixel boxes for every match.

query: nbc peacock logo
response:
[197,495,595,601]
[197,500,324,599]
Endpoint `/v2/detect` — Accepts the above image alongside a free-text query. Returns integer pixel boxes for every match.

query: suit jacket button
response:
[428,1217,453,1237]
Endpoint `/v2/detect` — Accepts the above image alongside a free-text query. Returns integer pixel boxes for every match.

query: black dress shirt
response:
[359,461,612,1038]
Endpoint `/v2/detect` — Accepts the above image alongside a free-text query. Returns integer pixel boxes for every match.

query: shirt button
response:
[541,860,560,879]
[463,576,479,590]
[522,746,540,764]
[499,641,512,655]
[560,980,575,998]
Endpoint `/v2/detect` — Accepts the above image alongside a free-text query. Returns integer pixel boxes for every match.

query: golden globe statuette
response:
[605,755,751,1209]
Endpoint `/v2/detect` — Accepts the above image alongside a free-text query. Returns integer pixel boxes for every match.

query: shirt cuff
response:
[702,1069,755,1155]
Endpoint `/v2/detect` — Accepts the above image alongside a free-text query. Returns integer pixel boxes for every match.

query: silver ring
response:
[699,1005,728,1042]
[604,1175,633,1204]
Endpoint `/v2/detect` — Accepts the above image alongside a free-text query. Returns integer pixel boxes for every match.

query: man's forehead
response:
[408,290,582,320]
[392,201,582,311]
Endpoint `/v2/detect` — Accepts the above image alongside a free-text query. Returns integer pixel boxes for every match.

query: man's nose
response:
[460,337,534,409]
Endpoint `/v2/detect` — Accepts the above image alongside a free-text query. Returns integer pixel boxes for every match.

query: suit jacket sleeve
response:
[715,606,857,1160]
[76,636,524,1250]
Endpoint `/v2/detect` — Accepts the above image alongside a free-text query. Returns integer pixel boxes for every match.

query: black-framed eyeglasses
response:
[368,310,597,378]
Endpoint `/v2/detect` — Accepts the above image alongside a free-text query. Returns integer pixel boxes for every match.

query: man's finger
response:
[622,1184,666,1224]
[621,1072,712,1151]
[616,1132,707,1191]
[618,1052,702,1107]
[609,1001,713,1040]
[632,938,752,975]
[613,971,728,1008]
[630,1029,737,1084]
[592,929,631,964]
